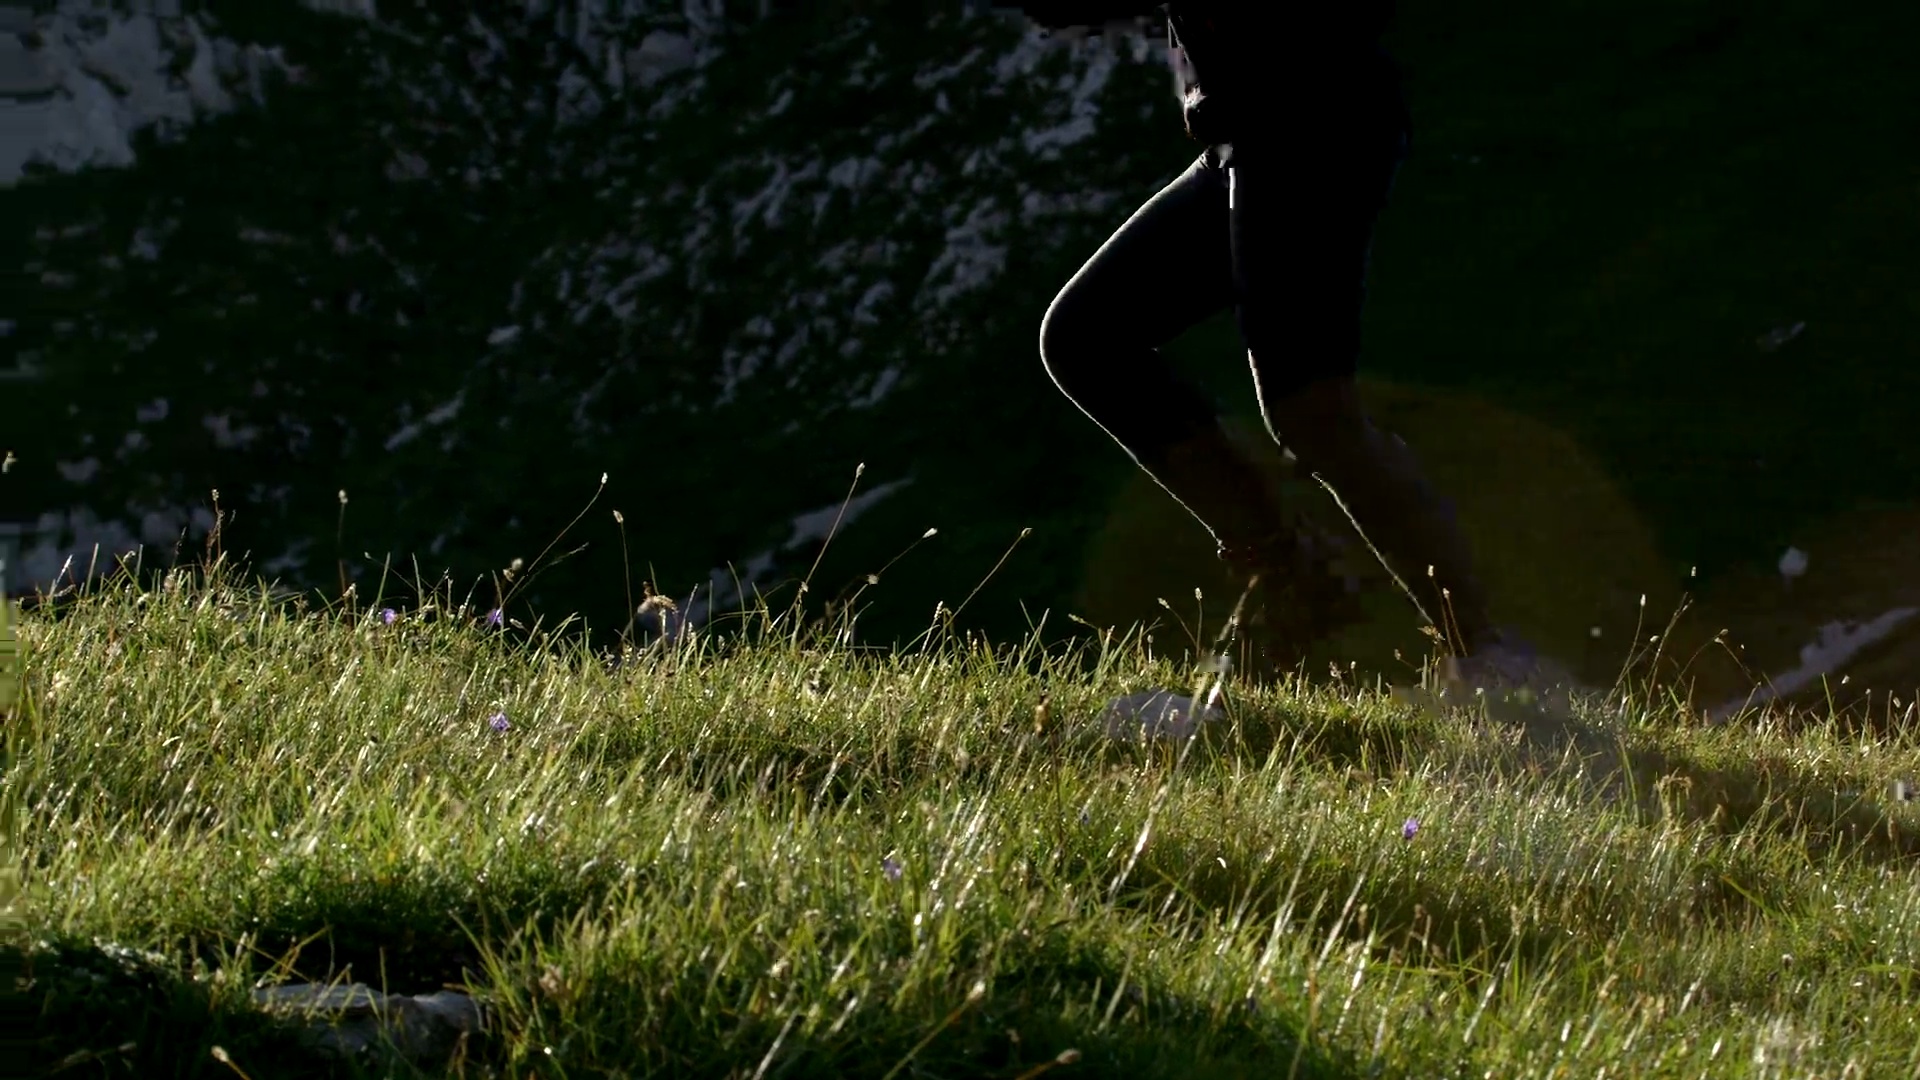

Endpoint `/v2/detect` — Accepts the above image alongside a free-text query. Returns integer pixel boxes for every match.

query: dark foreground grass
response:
[12,568,1920,1078]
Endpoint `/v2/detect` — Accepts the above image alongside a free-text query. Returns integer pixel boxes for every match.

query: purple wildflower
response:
[1402,817,1420,842]
[380,607,397,626]
[485,608,503,628]
[489,711,511,733]
[882,856,902,882]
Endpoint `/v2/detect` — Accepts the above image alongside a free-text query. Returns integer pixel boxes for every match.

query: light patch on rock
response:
[1021,45,1116,157]
[202,412,261,449]
[261,537,313,580]
[3,1,301,186]
[654,476,915,638]
[624,30,698,87]
[1101,688,1223,743]
[1778,545,1809,582]
[253,982,486,1066]
[55,457,100,484]
[1709,606,1920,721]
[825,154,884,194]
[138,504,214,548]
[846,364,900,409]
[782,478,910,551]
[383,392,466,452]
[12,506,142,593]
[732,155,824,239]
[917,197,1009,311]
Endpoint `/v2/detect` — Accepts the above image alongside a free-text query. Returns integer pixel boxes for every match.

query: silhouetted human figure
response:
[1022,1,1543,685]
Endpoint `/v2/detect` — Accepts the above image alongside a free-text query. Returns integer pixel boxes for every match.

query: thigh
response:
[1043,151,1235,352]
[1229,112,1411,401]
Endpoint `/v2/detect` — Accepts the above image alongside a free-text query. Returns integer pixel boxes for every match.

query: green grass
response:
[14,564,1920,1078]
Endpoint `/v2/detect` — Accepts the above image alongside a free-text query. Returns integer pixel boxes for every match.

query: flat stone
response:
[0,38,56,98]
[253,982,385,1014]
[1100,688,1224,742]
[252,982,487,1063]
[0,7,37,36]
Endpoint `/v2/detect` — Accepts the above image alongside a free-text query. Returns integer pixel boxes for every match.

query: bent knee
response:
[1038,287,1098,387]
[1261,377,1371,466]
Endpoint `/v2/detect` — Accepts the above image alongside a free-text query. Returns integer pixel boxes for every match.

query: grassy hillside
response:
[14,570,1920,1077]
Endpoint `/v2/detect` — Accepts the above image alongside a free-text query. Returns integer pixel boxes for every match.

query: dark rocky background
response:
[7,0,1920,709]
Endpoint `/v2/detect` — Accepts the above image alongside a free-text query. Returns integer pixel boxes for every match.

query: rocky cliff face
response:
[5,0,1189,642]
[13,2,1920,716]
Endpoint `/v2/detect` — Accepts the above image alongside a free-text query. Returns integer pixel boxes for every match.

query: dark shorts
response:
[1039,89,1412,459]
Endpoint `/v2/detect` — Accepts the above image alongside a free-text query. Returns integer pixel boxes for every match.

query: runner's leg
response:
[1228,112,1499,656]
[1040,150,1289,557]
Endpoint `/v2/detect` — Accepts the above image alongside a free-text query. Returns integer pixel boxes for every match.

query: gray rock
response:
[252,982,488,1064]
[1100,687,1224,743]
[0,40,54,95]
[0,5,37,36]
[625,30,696,87]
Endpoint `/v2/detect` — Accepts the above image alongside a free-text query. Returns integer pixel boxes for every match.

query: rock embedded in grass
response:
[252,982,486,1065]
[1100,688,1224,742]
